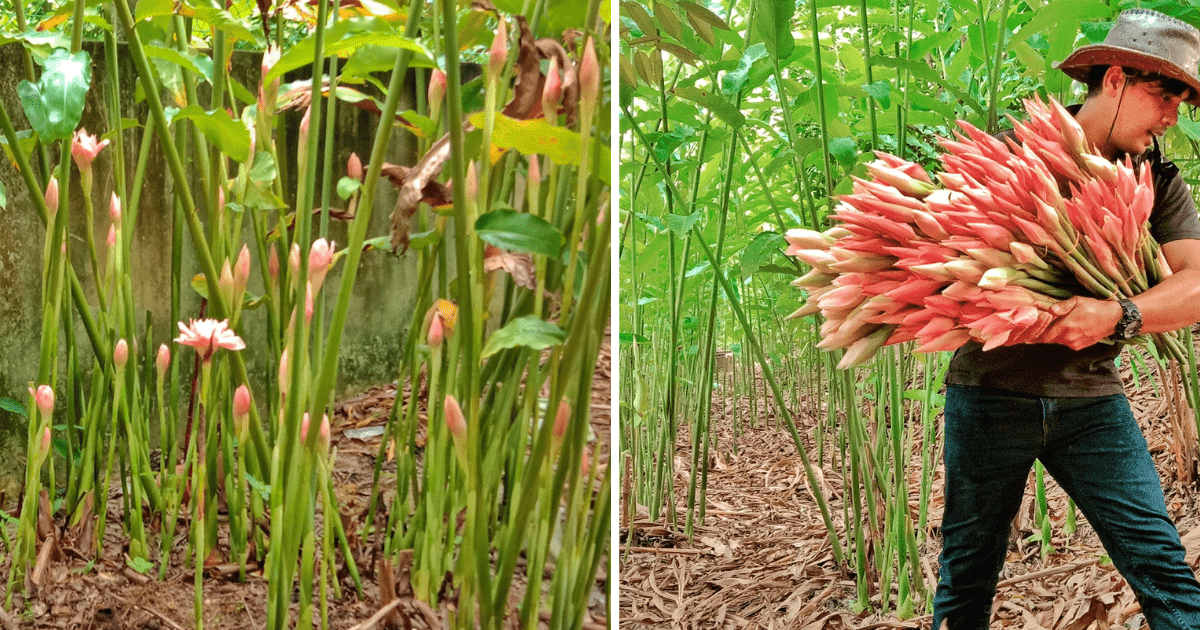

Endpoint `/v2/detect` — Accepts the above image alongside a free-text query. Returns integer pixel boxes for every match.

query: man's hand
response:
[1036,296,1123,350]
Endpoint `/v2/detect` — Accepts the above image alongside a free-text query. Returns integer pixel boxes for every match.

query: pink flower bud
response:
[32,385,54,418]
[288,242,301,277]
[268,247,280,282]
[233,384,251,440]
[466,162,478,201]
[44,177,58,218]
[233,384,252,419]
[259,45,282,113]
[156,344,171,378]
[278,349,290,397]
[308,238,334,292]
[444,394,467,440]
[579,37,599,112]
[580,447,591,477]
[347,152,363,182]
[235,245,251,297]
[428,311,444,348]
[39,426,51,457]
[219,259,235,305]
[114,338,129,369]
[553,400,569,443]
[528,155,541,186]
[109,193,122,224]
[428,69,447,115]
[106,224,117,248]
[304,282,314,325]
[542,57,562,123]
[300,412,311,442]
[319,414,331,454]
[488,17,509,79]
[217,186,226,210]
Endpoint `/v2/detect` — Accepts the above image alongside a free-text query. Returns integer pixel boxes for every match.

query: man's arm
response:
[1036,238,1200,350]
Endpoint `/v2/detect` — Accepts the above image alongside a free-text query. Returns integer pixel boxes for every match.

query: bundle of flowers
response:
[787,95,1183,369]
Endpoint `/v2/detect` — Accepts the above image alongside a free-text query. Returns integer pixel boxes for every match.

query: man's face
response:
[1110,76,1192,155]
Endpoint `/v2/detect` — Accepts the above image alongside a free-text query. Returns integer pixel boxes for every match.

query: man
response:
[934,9,1200,630]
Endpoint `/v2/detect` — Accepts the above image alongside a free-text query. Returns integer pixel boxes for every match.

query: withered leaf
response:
[483,245,536,290]
[383,154,454,254]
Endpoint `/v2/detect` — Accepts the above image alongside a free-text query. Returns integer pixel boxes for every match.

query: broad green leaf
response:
[740,232,785,277]
[621,2,655,35]
[1009,0,1112,49]
[481,316,566,359]
[0,398,26,417]
[126,557,154,574]
[755,0,795,60]
[828,137,858,170]
[870,54,988,120]
[18,48,91,142]
[657,42,701,66]
[671,87,745,129]
[665,211,702,238]
[685,260,710,278]
[266,18,431,84]
[0,180,6,209]
[136,0,173,21]
[619,332,651,344]
[475,210,564,257]
[468,114,610,184]
[863,80,891,110]
[248,152,277,183]
[185,0,262,44]
[679,1,731,30]
[171,106,250,162]
[144,45,214,82]
[0,29,70,52]
[723,44,769,96]
[408,229,441,250]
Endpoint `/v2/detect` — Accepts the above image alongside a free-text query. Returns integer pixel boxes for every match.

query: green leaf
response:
[828,137,858,170]
[466,113,610,184]
[126,557,154,574]
[0,398,27,417]
[246,474,271,501]
[266,18,431,85]
[481,316,566,359]
[136,0,173,21]
[475,211,564,257]
[171,105,250,162]
[863,80,891,110]
[363,236,393,251]
[1009,0,1112,49]
[248,152,277,183]
[143,44,213,82]
[619,332,651,344]
[408,229,441,250]
[741,232,785,277]
[671,87,745,129]
[723,43,768,96]
[754,0,795,61]
[18,48,91,142]
[186,0,262,44]
[0,180,6,209]
[665,211,702,238]
[337,176,362,200]
[870,55,988,120]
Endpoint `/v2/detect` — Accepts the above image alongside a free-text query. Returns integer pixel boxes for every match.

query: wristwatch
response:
[1110,298,1142,340]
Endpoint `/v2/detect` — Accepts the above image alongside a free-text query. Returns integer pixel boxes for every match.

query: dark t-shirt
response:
[944,121,1200,397]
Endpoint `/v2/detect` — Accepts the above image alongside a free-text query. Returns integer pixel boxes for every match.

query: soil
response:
[0,332,611,630]
[619,339,1200,629]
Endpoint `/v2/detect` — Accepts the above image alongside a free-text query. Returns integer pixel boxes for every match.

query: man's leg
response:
[1042,394,1200,630]
[933,386,1041,630]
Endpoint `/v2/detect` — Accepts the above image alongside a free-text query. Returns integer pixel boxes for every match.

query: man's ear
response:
[1104,65,1128,96]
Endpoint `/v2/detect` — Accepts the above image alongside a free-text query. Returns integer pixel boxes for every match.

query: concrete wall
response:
[0,40,425,488]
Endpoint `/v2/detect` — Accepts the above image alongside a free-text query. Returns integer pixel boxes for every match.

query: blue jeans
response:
[933,385,1200,630]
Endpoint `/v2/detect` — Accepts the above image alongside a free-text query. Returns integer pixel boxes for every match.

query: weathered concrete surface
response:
[0,40,424,485]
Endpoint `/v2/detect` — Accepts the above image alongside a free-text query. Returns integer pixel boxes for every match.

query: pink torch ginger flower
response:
[174,319,246,361]
[109,193,122,225]
[233,385,252,421]
[235,245,251,298]
[347,153,363,183]
[259,45,282,114]
[71,129,109,173]
[427,310,444,348]
[427,69,446,118]
[106,225,117,248]
[444,394,467,440]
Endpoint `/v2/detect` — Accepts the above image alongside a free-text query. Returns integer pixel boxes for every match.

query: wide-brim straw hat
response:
[1055,9,1200,106]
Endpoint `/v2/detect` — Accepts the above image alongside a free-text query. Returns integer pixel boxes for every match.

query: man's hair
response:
[1085,65,1192,99]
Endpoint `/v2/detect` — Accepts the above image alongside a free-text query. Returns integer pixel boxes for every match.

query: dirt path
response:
[619,347,1200,629]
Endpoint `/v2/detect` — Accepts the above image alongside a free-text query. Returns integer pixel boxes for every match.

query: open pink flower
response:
[174,318,245,361]
[71,129,109,173]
